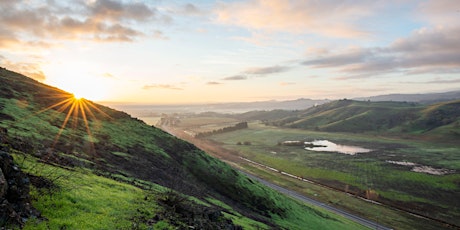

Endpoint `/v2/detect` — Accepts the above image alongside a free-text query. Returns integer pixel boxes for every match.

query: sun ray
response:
[51,98,77,149]
[80,100,98,120]
[71,99,80,130]
[85,101,112,120]
[23,97,74,120]
[79,99,96,155]
[16,92,112,161]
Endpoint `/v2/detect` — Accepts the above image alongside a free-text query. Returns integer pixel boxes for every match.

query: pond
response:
[304,140,372,155]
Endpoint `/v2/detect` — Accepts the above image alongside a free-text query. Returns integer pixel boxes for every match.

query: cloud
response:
[0,0,166,47]
[152,30,168,40]
[302,25,460,79]
[222,75,247,80]
[0,58,46,81]
[302,48,373,68]
[102,72,116,78]
[142,84,183,90]
[279,82,295,86]
[214,0,375,38]
[88,0,155,22]
[416,0,460,26]
[206,81,222,85]
[402,78,460,84]
[47,17,143,42]
[426,78,460,84]
[244,65,290,75]
[182,3,204,16]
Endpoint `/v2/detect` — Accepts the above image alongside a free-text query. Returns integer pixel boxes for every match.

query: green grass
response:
[240,162,450,230]
[16,155,162,230]
[111,151,132,158]
[16,154,276,230]
[177,116,238,127]
[207,121,460,228]
[206,198,270,230]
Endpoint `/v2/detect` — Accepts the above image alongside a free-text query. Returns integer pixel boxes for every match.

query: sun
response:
[73,93,83,100]
[55,80,110,101]
[45,71,111,101]
[67,83,109,101]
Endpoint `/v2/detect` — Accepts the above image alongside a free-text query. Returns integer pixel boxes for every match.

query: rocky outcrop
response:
[0,148,37,228]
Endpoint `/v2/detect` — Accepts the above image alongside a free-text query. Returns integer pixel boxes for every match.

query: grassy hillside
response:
[263,99,460,141]
[0,67,367,229]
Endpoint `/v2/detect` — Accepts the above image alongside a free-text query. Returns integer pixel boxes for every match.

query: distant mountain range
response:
[354,90,460,104]
[108,98,331,116]
[109,90,460,116]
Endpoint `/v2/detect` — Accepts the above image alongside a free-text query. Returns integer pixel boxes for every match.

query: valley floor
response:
[158,123,458,230]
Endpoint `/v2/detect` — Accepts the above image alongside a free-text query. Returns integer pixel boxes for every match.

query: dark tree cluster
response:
[195,122,248,138]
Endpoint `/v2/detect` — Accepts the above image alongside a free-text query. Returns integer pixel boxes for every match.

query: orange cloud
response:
[215,0,373,38]
[0,57,46,81]
[206,81,222,85]
[0,0,164,46]
[244,65,290,75]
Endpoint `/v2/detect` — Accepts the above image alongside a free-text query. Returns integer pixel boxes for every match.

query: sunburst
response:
[25,93,112,161]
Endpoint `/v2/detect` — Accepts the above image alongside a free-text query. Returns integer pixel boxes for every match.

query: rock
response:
[0,169,7,197]
[0,150,38,227]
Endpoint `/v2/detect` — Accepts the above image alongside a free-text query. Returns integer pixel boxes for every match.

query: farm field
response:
[170,121,460,229]
[158,115,241,135]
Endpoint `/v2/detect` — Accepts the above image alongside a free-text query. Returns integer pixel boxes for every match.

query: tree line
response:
[195,122,248,138]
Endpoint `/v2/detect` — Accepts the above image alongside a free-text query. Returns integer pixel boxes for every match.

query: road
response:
[240,171,393,230]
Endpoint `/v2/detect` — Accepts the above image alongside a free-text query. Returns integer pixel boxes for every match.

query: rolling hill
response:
[261,99,460,141]
[0,67,366,229]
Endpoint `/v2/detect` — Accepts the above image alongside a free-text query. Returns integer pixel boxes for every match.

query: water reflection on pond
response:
[304,140,372,155]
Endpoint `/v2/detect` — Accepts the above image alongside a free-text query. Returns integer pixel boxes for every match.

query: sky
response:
[1,0,459,104]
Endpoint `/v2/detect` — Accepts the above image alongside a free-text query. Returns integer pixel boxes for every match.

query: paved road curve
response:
[241,171,393,230]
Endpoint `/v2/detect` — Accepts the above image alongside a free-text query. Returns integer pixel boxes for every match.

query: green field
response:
[207,121,460,229]
[174,116,240,133]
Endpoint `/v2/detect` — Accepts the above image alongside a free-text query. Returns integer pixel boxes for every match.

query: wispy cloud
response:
[142,84,183,90]
[152,30,169,40]
[401,78,460,84]
[222,75,247,80]
[180,3,206,16]
[244,65,290,75]
[302,48,373,68]
[206,81,222,85]
[426,78,460,84]
[279,82,295,86]
[0,56,46,81]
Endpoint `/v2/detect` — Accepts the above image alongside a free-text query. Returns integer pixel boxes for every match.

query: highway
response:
[241,171,393,230]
